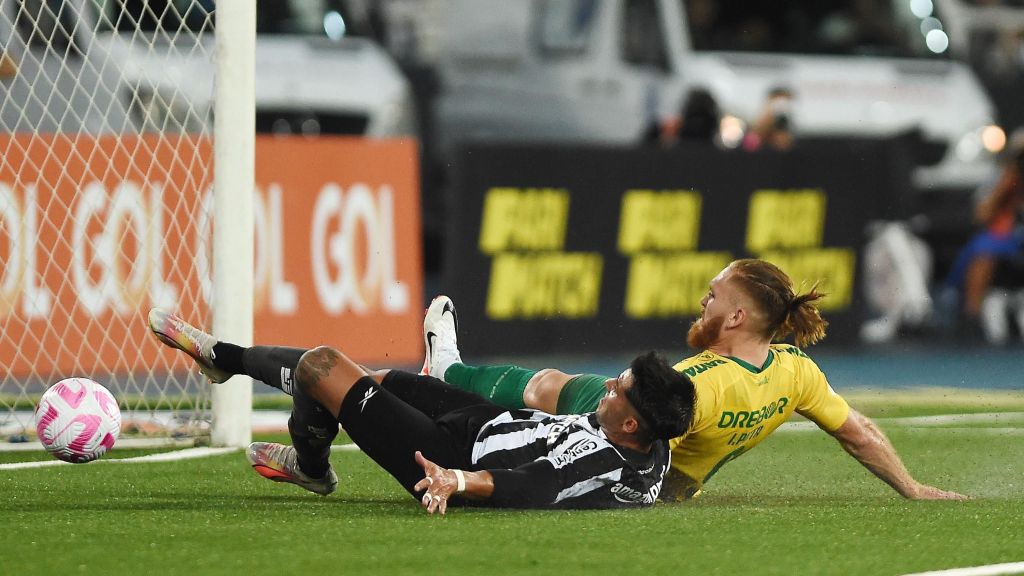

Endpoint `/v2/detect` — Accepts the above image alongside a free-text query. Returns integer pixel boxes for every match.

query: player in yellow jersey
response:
[425,258,967,501]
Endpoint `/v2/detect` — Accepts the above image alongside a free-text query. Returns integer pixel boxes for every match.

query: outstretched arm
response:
[829,409,968,500]
[412,451,568,514]
[414,451,495,515]
[414,446,633,513]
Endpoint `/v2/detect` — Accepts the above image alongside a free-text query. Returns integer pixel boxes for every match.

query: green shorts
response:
[555,374,610,415]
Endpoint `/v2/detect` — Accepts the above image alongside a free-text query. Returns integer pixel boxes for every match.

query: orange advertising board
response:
[0,135,422,378]
[251,137,422,362]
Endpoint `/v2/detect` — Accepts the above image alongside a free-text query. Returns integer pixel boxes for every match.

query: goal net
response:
[0,0,236,448]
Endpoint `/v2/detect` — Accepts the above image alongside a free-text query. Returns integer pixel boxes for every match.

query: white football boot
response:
[247,442,338,496]
[421,295,462,378]
[148,308,232,384]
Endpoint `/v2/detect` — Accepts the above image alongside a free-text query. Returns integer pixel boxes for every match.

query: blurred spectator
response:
[743,87,795,151]
[941,130,1024,340]
[647,87,721,147]
[677,88,721,142]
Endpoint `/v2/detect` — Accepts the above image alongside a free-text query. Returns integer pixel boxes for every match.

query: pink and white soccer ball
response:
[35,378,121,463]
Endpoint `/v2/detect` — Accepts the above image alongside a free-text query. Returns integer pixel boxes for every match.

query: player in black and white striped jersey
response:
[147,308,696,512]
[465,393,671,508]
[300,347,694,512]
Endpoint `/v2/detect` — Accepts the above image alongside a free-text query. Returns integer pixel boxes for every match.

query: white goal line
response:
[0,447,238,470]
[900,561,1024,576]
[0,442,362,471]
[779,412,1024,432]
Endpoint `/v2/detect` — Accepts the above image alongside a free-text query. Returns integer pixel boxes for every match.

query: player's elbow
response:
[830,409,877,453]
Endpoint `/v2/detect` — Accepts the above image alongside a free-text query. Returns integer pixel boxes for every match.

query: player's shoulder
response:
[770,343,817,363]
[770,344,826,377]
[673,350,730,376]
[771,343,808,357]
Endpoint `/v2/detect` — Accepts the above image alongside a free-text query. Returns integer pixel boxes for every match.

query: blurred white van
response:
[434,0,1005,192]
[0,0,134,133]
[1,0,416,138]
[98,0,416,138]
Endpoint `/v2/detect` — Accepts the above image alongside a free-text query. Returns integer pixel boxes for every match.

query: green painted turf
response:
[2,406,1022,576]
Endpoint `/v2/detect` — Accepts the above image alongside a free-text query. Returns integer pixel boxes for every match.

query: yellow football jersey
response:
[666,344,849,498]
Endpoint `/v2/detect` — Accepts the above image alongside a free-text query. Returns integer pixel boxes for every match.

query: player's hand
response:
[413,451,458,515]
[909,484,970,501]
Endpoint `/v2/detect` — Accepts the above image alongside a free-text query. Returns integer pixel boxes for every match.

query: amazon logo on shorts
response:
[611,481,660,505]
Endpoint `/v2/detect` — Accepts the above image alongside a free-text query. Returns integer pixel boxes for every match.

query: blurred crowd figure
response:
[742,87,795,152]
[647,87,721,147]
[647,86,796,152]
[940,130,1024,342]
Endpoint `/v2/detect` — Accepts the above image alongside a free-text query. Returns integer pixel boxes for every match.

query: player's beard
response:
[687,314,725,350]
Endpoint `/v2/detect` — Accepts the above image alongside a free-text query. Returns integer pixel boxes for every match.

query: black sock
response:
[212,342,246,375]
[241,346,308,395]
[290,411,335,479]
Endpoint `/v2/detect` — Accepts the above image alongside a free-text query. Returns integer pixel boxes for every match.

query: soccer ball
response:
[35,378,122,463]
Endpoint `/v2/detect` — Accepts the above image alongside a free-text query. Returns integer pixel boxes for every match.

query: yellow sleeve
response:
[793,356,850,432]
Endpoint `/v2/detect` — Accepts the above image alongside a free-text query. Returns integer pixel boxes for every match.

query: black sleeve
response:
[487,447,628,509]
[487,460,563,508]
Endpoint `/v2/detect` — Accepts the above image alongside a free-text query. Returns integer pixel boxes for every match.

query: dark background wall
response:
[443,138,913,356]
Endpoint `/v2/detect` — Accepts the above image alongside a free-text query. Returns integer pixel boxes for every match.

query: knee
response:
[523,369,571,410]
[295,346,343,396]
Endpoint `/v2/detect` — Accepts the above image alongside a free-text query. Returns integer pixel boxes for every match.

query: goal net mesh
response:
[1,0,218,445]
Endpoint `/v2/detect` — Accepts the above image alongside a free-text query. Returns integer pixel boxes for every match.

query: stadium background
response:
[1,1,1023,575]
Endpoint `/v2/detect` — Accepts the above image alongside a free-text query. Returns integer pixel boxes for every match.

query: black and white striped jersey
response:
[468,409,669,509]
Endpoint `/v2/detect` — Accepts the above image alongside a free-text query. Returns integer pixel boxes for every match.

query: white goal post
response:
[211,0,255,448]
[0,0,254,448]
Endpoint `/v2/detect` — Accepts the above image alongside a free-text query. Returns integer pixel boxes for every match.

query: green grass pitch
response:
[2,392,1022,576]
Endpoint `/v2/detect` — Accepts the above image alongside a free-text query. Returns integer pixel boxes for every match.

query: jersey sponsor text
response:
[549,438,600,469]
[718,397,789,429]
[611,479,661,505]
